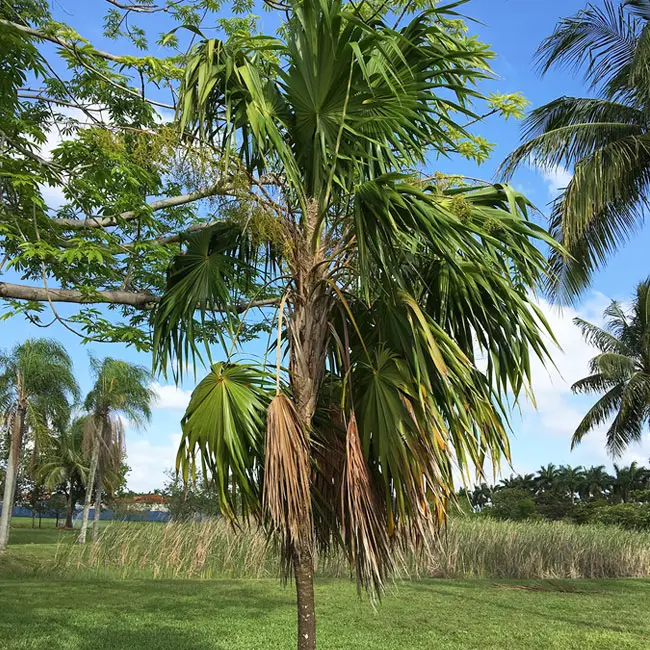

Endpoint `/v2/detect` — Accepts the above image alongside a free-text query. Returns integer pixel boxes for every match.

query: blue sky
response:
[3,0,649,490]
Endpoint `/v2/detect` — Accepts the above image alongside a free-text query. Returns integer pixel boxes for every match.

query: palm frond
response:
[178,362,272,518]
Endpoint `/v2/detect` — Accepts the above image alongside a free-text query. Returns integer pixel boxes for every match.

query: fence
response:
[1,505,171,524]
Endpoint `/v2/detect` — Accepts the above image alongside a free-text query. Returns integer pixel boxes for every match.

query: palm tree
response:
[611,462,648,502]
[501,0,650,299]
[556,465,585,504]
[499,473,537,493]
[77,357,154,544]
[38,417,88,528]
[0,339,78,550]
[535,464,560,493]
[151,2,557,648]
[581,465,612,501]
[470,483,492,511]
[571,279,650,455]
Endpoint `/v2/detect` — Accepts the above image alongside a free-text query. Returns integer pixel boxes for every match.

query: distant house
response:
[114,493,169,513]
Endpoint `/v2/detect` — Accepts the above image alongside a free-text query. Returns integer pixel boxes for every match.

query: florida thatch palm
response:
[152,2,556,648]
[501,0,650,299]
[77,358,154,544]
[571,278,650,456]
[0,339,78,550]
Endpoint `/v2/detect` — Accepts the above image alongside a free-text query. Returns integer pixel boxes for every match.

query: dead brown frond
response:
[263,393,313,572]
[341,413,392,595]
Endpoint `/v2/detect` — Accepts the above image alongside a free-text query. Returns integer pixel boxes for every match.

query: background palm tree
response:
[571,278,650,455]
[581,465,612,501]
[151,2,557,647]
[611,462,648,502]
[536,464,560,493]
[0,339,78,550]
[557,465,585,504]
[38,417,88,528]
[501,0,650,299]
[77,358,154,544]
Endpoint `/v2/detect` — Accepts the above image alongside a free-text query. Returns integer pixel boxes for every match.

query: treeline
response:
[458,462,650,530]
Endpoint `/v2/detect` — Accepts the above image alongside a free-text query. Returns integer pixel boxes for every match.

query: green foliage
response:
[1,0,531,351]
[161,470,222,520]
[489,488,538,521]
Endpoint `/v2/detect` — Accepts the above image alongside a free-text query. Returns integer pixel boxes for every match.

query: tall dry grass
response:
[58,517,650,580]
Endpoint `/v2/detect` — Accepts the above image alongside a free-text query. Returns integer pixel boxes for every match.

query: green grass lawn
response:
[2,528,650,649]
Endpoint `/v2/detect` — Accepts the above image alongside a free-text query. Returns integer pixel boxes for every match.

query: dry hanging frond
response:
[263,394,313,566]
[341,413,392,595]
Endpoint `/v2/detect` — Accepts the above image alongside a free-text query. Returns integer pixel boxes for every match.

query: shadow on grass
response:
[0,577,294,649]
[407,579,650,639]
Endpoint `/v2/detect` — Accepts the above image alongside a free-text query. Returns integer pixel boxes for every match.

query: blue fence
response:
[1,505,171,523]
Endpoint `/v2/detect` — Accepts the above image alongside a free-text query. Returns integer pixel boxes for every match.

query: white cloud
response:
[539,165,572,198]
[151,382,192,410]
[125,433,181,492]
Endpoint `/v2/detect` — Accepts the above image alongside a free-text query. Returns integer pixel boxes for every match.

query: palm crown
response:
[153,0,556,614]
[571,278,650,455]
[501,0,650,299]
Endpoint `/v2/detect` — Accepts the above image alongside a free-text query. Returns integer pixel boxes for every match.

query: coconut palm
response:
[556,465,585,504]
[152,2,556,648]
[499,473,537,493]
[571,279,650,455]
[581,465,612,501]
[535,463,560,493]
[38,417,88,528]
[611,462,648,502]
[77,357,154,544]
[500,0,650,299]
[0,339,78,550]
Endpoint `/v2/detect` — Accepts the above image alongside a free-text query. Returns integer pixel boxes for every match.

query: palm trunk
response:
[287,209,330,650]
[0,400,26,551]
[92,468,103,542]
[294,546,317,650]
[77,422,102,544]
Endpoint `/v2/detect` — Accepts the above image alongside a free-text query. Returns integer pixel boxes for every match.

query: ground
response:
[2,521,650,649]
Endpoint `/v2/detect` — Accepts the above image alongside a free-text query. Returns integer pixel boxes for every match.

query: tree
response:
[535,463,560,493]
[47,493,68,527]
[0,1,527,350]
[571,278,650,455]
[77,357,154,544]
[150,2,557,648]
[499,473,537,493]
[38,416,88,528]
[581,465,612,501]
[611,462,648,502]
[501,0,650,299]
[0,338,78,550]
[556,465,585,504]
[490,488,537,521]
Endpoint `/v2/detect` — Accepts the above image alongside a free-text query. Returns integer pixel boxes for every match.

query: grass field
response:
[3,524,650,649]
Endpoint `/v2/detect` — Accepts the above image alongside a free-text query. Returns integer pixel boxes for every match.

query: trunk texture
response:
[287,204,330,650]
[294,547,317,650]
[65,490,74,529]
[0,399,26,551]
[77,423,101,544]
[92,468,103,542]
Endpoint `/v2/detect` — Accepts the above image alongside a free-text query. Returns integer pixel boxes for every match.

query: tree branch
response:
[0,282,279,312]
[0,19,174,110]
[52,184,228,229]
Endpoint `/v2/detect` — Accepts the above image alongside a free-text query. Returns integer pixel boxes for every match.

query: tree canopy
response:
[0,0,528,350]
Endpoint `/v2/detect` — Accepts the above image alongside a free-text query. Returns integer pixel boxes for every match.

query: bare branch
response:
[0,282,157,307]
[0,282,280,312]
[52,184,228,229]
